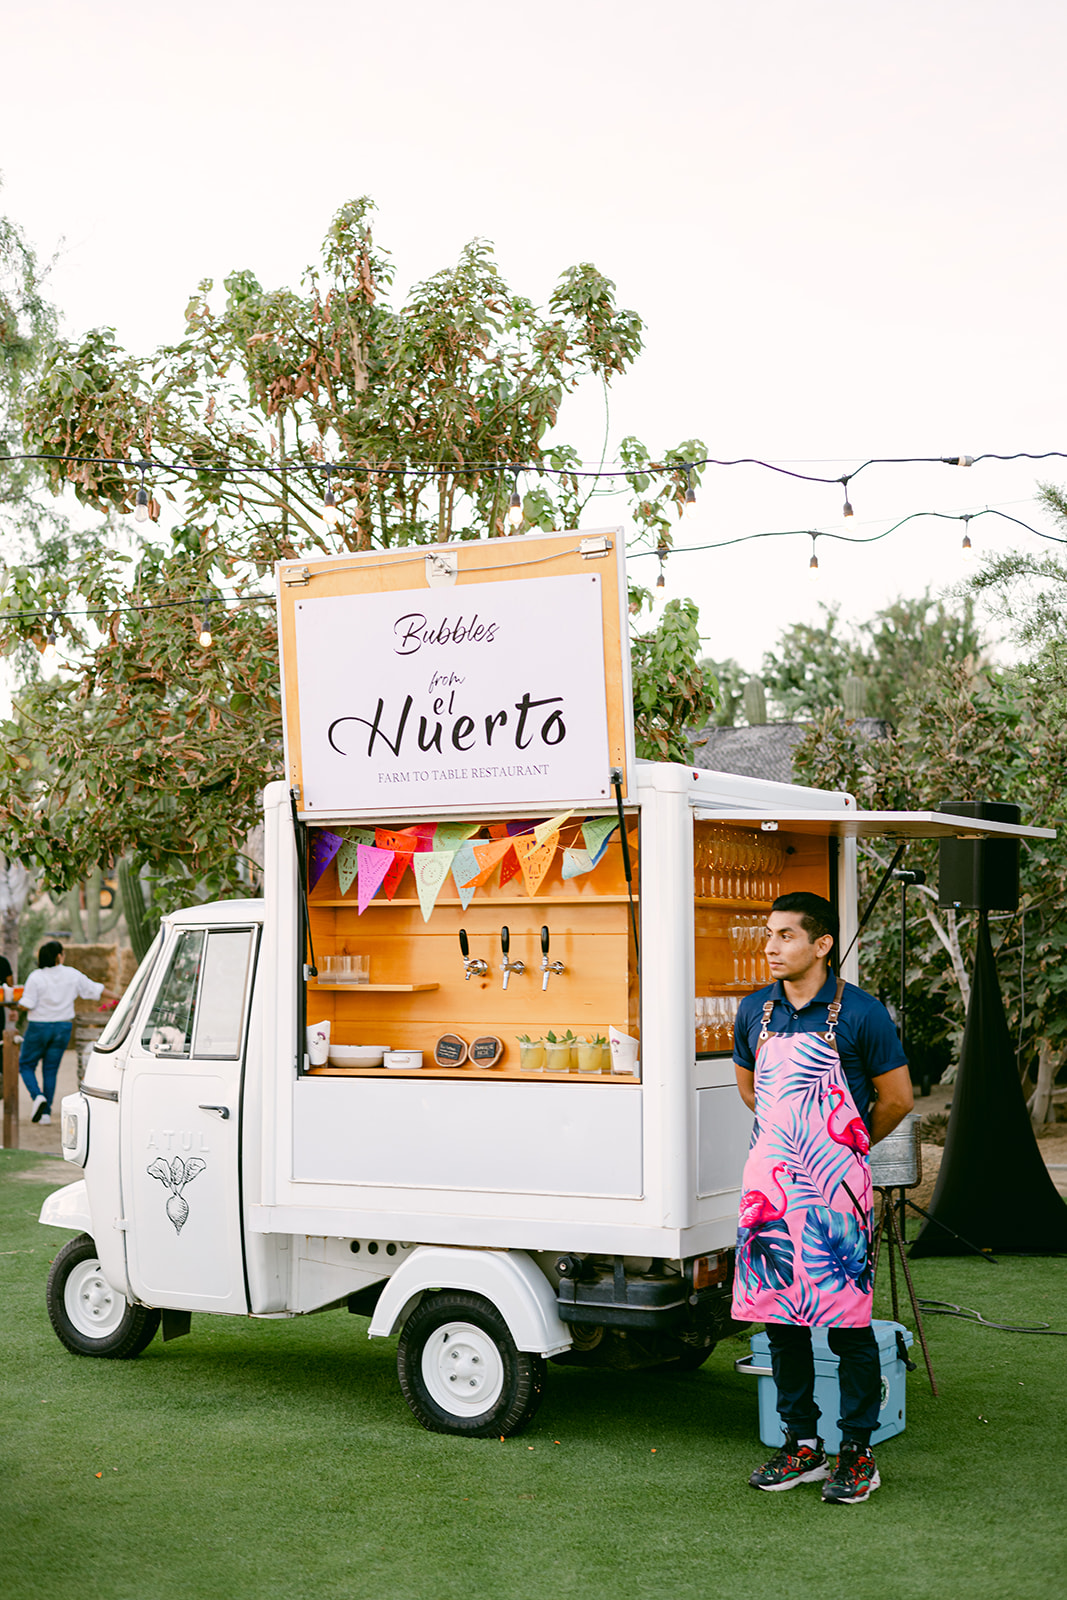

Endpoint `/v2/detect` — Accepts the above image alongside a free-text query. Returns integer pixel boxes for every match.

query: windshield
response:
[93,931,164,1053]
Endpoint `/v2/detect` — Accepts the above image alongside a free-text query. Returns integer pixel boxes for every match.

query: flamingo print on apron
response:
[731,979,874,1327]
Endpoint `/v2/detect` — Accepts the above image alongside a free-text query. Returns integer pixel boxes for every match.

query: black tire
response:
[396,1290,546,1438]
[664,1335,717,1371]
[46,1234,161,1359]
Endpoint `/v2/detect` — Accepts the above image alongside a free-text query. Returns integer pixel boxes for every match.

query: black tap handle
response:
[501,925,510,955]
[459,928,470,959]
[541,925,550,955]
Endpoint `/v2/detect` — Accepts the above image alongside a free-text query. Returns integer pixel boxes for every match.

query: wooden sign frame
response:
[277,527,635,820]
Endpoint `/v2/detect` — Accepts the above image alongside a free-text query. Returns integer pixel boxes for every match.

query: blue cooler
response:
[735,1320,914,1452]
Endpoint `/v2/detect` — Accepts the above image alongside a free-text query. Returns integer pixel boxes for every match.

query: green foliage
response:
[0,189,55,503]
[631,599,719,762]
[697,657,748,727]
[761,592,984,724]
[2,198,707,905]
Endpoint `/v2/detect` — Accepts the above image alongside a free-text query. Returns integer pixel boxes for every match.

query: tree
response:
[760,592,984,724]
[0,198,712,908]
[631,598,718,761]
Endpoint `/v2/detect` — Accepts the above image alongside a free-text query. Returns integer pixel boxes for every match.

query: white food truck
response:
[40,530,1049,1436]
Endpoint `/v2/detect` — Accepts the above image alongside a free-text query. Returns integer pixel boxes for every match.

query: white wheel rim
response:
[421,1320,505,1416]
[64,1259,127,1340]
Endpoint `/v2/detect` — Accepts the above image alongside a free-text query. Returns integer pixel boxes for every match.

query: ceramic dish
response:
[384,1049,423,1070]
[328,1044,389,1067]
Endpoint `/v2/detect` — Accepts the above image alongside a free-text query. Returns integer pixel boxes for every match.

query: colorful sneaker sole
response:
[823,1467,881,1504]
[750,1462,831,1491]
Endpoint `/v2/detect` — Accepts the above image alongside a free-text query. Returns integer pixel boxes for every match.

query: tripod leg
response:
[903,1198,998,1264]
[886,1195,901,1324]
[886,1199,939,1399]
[870,1193,888,1285]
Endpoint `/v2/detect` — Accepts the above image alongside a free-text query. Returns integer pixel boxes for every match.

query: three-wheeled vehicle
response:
[40,531,1051,1435]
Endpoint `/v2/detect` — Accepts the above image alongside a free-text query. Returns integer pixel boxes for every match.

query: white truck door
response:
[121,925,257,1314]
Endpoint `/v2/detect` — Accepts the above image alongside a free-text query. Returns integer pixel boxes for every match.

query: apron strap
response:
[824,976,846,1042]
[758,997,776,1042]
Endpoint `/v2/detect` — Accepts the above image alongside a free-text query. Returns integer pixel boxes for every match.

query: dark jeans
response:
[765,1322,881,1447]
[19,1019,73,1111]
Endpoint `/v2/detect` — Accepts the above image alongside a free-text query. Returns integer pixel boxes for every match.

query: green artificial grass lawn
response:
[2,1150,1065,1600]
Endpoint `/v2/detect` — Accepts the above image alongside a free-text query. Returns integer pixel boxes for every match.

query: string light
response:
[322,466,340,528]
[683,466,697,519]
[961,514,973,560]
[508,473,523,530]
[942,455,975,468]
[656,542,668,588]
[197,597,213,649]
[42,614,58,661]
[809,536,820,580]
[133,462,150,524]
[840,475,854,520]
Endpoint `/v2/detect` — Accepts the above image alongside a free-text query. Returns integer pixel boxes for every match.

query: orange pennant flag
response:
[513,832,558,897]
[376,830,418,899]
[465,836,513,888]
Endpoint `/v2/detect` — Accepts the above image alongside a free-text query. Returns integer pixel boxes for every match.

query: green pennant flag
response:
[582,817,618,867]
[336,828,374,897]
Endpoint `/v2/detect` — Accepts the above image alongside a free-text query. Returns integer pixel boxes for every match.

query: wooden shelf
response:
[694,898,773,911]
[307,1065,640,1083]
[308,982,440,993]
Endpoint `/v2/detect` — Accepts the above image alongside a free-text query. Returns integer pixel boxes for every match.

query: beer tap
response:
[458,928,488,981]
[500,925,525,990]
[540,925,565,991]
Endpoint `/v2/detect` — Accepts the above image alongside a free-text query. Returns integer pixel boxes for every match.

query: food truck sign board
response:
[277,529,634,818]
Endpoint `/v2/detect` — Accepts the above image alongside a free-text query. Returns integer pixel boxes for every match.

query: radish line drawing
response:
[147,1156,206,1235]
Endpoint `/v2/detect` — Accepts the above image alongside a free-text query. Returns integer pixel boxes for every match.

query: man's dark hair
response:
[37,940,63,969]
[771,892,839,952]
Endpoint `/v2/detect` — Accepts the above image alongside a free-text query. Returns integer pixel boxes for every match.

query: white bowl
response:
[329,1044,389,1067]
[384,1050,423,1071]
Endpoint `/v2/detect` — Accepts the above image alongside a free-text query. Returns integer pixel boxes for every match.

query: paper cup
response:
[306,1020,331,1066]
[609,1026,640,1077]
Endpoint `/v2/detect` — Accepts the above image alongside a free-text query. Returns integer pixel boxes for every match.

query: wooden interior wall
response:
[307,832,639,1063]
[693,825,830,996]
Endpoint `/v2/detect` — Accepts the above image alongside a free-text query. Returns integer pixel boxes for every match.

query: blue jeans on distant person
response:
[19,1020,73,1111]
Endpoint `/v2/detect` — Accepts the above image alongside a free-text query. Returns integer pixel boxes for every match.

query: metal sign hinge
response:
[283,566,310,587]
[579,536,613,558]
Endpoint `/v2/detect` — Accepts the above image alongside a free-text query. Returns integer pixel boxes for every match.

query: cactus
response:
[119,858,161,962]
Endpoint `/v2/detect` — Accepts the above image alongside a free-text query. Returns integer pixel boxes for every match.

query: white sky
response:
[3,0,1066,681]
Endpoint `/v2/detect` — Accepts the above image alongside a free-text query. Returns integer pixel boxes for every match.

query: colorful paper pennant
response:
[513,833,558,897]
[356,844,394,913]
[434,822,480,854]
[450,840,482,909]
[466,836,514,888]
[308,830,343,892]
[335,829,374,898]
[562,847,594,880]
[582,816,618,867]
[376,829,422,899]
[533,811,572,848]
[506,818,544,836]
[413,850,456,922]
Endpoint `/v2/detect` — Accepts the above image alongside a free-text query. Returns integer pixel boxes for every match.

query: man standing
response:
[732,891,913,1505]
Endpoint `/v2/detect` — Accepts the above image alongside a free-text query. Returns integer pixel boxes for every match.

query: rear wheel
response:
[397,1290,545,1437]
[46,1234,161,1358]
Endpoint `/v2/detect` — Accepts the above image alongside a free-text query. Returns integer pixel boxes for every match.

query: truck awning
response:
[690,807,1055,841]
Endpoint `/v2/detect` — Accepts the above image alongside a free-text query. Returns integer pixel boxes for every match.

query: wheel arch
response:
[367,1247,571,1357]
[39,1179,93,1235]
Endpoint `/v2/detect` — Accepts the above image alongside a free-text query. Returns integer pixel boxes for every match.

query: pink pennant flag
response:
[357,844,394,913]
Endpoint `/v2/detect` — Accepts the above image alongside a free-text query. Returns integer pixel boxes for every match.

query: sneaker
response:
[31,1094,48,1123]
[40,1112,51,1125]
[822,1442,881,1504]
[749,1433,830,1491]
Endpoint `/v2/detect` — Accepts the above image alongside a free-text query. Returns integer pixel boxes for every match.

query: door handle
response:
[198,1104,230,1120]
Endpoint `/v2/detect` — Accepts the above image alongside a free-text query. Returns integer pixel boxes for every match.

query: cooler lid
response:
[691,807,1054,842]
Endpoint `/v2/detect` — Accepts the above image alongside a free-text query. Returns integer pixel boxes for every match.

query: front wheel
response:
[396,1290,546,1437]
[46,1234,161,1358]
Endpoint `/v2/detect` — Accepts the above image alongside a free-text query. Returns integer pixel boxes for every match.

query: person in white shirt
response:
[18,941,114,1125]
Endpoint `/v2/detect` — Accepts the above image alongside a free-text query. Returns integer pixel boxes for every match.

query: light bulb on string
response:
[133,463,150,523]
[656,542,669,588]
[961,516,973,561]
[840,475,854,520]
[42,614,58,661]
[683,466,697,519]
[197,596,213,649]
[322,466,340,528]
[809,536,820,580]
[507,472,523,530]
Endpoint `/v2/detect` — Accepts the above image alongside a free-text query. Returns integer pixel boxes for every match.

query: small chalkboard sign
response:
[434,1033,469,1067]
[470,1035,504,1068]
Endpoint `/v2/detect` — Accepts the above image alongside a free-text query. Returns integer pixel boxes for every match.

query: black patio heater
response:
[910,801,1067,1257]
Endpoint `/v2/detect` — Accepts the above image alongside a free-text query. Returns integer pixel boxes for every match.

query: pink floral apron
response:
[731,980,874,1328]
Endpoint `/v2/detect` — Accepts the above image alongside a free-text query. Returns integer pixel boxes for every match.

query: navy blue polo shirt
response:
[733,972,907,1128]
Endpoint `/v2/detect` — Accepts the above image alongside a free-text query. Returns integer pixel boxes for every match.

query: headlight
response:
[61,1110,78,1150]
